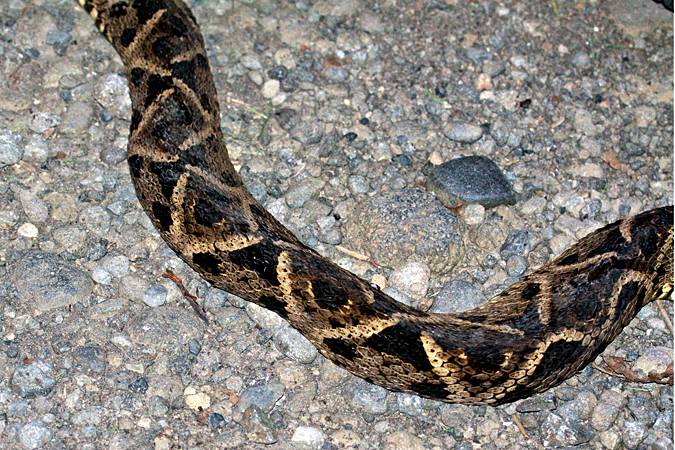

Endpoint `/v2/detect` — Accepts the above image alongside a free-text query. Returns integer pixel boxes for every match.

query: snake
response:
[76,0,674,405]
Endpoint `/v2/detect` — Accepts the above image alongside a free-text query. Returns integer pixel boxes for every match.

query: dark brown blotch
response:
[119,28,137,48]
[172,59,197,93]
[192,252,222,275]
[108,2,128,18]
[127,154,144,179]
[130,109,142,132]
[145,74,173,107]
[150,161,185,201]
[134,0,168,26]
[365,322,434,373]
[228,243,282,287]
[151,201,173,232]
[152,37,173,60]
[130,67,145,86]
[323,337,359,360]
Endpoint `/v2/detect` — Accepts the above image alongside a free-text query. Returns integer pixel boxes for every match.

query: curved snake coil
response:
[77,0,674,405]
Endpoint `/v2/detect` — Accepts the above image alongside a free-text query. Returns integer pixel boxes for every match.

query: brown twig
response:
[655,299,674,334]
[162,269,209,324]
[599,355,673,385]
[512,414,530,440]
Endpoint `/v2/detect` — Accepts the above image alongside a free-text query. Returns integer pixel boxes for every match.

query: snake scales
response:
[77,0,674,405]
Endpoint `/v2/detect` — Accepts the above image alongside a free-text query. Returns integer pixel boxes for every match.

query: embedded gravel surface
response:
[0,0,672,449]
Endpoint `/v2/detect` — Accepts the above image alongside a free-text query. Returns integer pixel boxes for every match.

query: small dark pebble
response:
[359,118,369,125]
[268,65,288,80]
[99,110,115,122]
[343,132,357,142]
[435,84,447,98]
[6,341,18,358]
[427,156,516,208]
[391,154,411,166]
[209,413,227,429]
[129,377,149,394]
[188,339,201,355]
[499,230,531,259]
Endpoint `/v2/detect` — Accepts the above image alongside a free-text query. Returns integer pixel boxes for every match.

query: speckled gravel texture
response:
[0,0,672,449]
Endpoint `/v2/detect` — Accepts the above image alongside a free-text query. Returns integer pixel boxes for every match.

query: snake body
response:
[78,0,674,405]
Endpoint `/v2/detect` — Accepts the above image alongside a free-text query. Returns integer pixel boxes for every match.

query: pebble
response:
[499,230,531,259]
[442,121,484,144]
[461,203,485,225]
[291,426,325,450]
[240,405,278,444]
[466,48,492,64]
[540,412,593,446]
[10,362,57,398]
[209,413,227,429]
[0,129,24,168]
[273,327,318,364]
[17,223,38,238]
[431,280,488,313]
[284,177,326,208]
[505,255,528,277]
[345,189,463,274]
[185,392,211,411]
[19,421,53,450]
[235,383,286,414]
[572,51,591,67]
[592,389,627,431]
[388,261,430,299]
[384,431,426,450]
[73,406,107,426]
[632,346,672,376]
[13,250,93,310]
[29,112,61,133]
[142,283,168,307]
[427,156,516,209]
[343,378,388,414]
[621,420,648,449]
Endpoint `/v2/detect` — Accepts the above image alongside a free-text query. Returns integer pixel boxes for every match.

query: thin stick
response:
[655,299,674,334]
[512,414,530,440]
[162,269,209,324]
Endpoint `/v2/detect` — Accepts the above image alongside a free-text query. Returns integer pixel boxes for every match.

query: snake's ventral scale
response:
[76,0,674,405]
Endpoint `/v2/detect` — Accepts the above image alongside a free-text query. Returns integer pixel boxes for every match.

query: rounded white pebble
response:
[18,223,39,238]
[291,426,325,450]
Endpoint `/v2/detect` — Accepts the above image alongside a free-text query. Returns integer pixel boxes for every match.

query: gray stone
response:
[93,73,132,119]
[427,156,516,209]
[431,280,488,314]
[19,421,52,450]
[0,129,24,167]
[344,189,464,274]
[466,48,493,64]
[273,327,318,364]
[343,378,388,414]
[572,51,591,67]
[13,250,93,310]
[443,122,484,144]
[29,112,61,133]
[284,177,326,208]
[235,383,285,415]
[240,405,278,444]
[143,283,168,307]
[10,363,57,398]
[540,412,593,447]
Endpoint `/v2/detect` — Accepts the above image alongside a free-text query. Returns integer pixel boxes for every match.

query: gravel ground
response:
[0,0,672,449]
